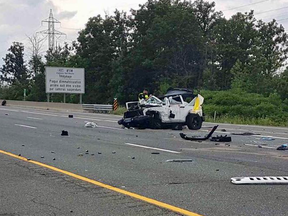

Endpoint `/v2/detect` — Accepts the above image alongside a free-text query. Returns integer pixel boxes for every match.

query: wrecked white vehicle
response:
[118,88,204,130]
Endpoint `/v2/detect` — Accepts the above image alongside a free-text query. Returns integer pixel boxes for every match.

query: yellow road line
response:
[0,149,203,216]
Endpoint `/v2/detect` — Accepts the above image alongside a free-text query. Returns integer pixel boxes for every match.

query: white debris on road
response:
[84,121,97,128]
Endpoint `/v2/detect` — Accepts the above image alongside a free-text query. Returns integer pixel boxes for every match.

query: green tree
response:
[209,11,288,92]
[27,55,46,102]
[123,0,208,100]
[77,11,129,103]
[0,42,29,85]
[45,43,74,67]
[275,67,288,100]
[0,42,30,100]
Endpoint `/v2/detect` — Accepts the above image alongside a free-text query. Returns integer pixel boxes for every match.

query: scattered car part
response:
[68,115,73,118]
[61,130,68,136]
[261,137,275,141]
[277,144,288,150]
[244,144,275,149]
[151,152,160,154]
[1,100,6,106]
[231,176,288,185]
[118,115,150,129]
[179,125,218,141]
[85,121,97,128]
[231,132,260,135]
[166,159,193,163]
[210,135,232,142]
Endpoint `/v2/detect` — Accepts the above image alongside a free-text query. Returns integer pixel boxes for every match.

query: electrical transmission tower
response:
[38,9,66,50]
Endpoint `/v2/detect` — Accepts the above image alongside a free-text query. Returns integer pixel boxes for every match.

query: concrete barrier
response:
[1,100,83,111]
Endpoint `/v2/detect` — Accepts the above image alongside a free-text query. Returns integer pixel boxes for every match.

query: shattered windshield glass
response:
[146,96,163,105]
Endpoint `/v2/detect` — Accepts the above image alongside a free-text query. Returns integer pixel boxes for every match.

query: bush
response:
[201,90,288,126]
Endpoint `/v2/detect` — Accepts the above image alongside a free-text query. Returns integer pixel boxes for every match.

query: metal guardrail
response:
[82,104,113,112]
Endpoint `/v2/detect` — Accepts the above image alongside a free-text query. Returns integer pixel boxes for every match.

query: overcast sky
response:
[1,0,288,65]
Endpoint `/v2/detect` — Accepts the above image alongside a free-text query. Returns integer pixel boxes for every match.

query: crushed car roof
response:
[161,88,194,100]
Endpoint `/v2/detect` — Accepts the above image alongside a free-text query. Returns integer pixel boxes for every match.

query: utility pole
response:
[38,9,65,50]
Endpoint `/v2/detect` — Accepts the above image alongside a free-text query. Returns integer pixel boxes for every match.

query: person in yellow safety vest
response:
[138,89,149,101]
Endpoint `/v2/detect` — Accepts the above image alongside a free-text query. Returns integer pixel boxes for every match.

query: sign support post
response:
[47,93,50,103]
[23,89,27,101]
[80,94,83,104]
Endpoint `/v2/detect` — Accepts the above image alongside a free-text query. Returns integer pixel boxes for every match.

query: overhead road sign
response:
[45,66,85,94]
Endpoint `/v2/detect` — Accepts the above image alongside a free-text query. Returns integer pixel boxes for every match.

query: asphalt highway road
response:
[0,106,288,216]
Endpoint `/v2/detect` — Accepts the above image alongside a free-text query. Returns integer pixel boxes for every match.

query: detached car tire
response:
[186,114,202,130]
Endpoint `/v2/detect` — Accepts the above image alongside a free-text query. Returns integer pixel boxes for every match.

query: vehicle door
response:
[168,96,185,122]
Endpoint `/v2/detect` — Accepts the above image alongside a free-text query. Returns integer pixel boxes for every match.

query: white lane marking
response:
[244,144,275,149]
[22,110,58,117]
[15,124,37,129]
[125,143,181,154]
[74,116,117,123]
[27,117,43,120]
[1,107,119,122]
[97,125,123,130]
[210,127,288,136]
[1,107,122,130]
[204,122,288,130]
[0,108,20,112]
[0,107,57,117]
[252,134,288,140]
[231,128,288,136]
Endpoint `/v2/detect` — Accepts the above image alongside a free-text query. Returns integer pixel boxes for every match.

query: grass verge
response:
[112,106,126,116]
[205,115,288,127]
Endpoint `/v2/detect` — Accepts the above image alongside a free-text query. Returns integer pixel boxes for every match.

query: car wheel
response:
[186,114,202,130]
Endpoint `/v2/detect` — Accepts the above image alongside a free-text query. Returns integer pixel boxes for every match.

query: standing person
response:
[138,89,149,101]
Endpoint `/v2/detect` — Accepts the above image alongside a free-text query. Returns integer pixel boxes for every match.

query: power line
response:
[223,0,270,12]
[59,26,82,31]
[37,9,66,51]
[255,5,288,15]
[262,13,288,22]
[275,17,288,22]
